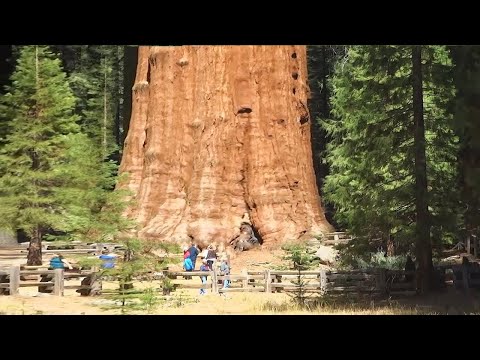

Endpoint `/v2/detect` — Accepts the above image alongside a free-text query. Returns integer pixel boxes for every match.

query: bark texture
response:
[118,46,333,250]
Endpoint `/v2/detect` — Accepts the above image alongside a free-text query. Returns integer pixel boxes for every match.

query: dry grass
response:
[0,279,436,315]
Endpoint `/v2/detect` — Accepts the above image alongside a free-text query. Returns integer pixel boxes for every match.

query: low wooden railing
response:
[166,268,416,295]
[0,265,97,296]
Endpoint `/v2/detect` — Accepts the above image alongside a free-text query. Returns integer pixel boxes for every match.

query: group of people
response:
[182,243,230,295]
[182,243,218,271]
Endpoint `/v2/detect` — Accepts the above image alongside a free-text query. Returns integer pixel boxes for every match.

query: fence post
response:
[241,268,248,289]
[462,261,470,294]
[211,270,218,294]
[53,269,64,296]
[9,265,20,295]
[264,269,271,293]
[474,235,478,259]
[376,268,387,295]
[319,270,327,295]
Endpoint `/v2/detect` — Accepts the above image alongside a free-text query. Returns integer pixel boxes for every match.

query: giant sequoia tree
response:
[118,46,333,250]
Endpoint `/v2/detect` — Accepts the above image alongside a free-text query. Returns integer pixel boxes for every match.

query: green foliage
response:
[307,46,348,221]
[0,46,80,239]
[281,242,319,270]
[52,133,134,242]
[0,46,133,251]
[323,45,460,256]
[450,46,480,236]
[339,251,407,270]
[281,242,322,307]
[57,45,125,155]
[97,238,181,314]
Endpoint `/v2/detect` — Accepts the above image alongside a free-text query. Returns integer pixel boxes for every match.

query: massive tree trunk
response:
[118,46,333,250]
[412,45,433,293]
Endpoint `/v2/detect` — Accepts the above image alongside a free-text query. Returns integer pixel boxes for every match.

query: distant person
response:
[188,243,199,270]
[40,254,72,293]
[220,258,230,289]
[49,254,73,270]
[183,246,190,260]
[183,246,194,279]
[206,245,217,271]
[199,259,210,295]
[99,249,117,269]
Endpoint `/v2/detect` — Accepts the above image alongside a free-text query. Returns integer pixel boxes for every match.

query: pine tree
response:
[307,45,347,225]
[450,46,480,246]
[62,45,125,160]
[323,46,458,291]
[52,132,133,243]
[0,46,80,265]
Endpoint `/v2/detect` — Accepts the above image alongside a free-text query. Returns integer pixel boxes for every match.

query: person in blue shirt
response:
[220,258,230,289]
[49,254,73,270]
[99,249,117,269]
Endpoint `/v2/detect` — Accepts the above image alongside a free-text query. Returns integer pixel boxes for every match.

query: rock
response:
[314,245,339,265]
[117,46,333,249]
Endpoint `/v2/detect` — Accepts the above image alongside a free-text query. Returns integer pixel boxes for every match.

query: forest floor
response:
[1,246,479,315]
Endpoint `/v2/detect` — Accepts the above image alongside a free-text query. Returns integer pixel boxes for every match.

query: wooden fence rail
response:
[165,268,417,295]
[1,261,477,297]
[0,265,97,296]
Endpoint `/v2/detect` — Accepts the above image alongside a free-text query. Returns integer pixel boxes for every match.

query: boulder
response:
[314,245,339,265]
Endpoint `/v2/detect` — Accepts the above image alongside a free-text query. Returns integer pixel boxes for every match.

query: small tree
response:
[282,243,320,307]
[100,238,180,314]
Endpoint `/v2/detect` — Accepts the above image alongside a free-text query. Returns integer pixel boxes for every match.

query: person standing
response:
[199,259,210,295]
[188,243,199,270]
[206,245,217,271]
[220,258,230,289]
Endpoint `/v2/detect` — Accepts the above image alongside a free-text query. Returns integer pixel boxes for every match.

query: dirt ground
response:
[1,280,479,315]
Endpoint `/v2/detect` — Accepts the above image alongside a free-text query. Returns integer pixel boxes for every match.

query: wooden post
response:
[9,265,20,295]
[472,235,478,258]
[462,261,470,294]
[376,268,387,295]
[53,269,64,296]
[319,270,327,295]
[264,269,271,293]
[211,270,218,294]
[466,235,471,255]
[241,268,248,289]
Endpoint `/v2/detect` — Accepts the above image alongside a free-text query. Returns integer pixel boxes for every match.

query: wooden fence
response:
[0,265,97,296]
[166,268,416,296]
[2,263,480,297]
[0,242,124,261]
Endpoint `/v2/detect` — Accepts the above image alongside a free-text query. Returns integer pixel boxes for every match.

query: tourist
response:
[49,253,73,270]
[199,259,210,295]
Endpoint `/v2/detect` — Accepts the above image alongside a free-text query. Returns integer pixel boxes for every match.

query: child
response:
[183,246,193,279]
[220,258,230,289]
[99,249,117,269]
[199,259,210,295]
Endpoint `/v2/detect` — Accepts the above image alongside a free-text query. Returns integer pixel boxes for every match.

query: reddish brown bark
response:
[118,46,333,250]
